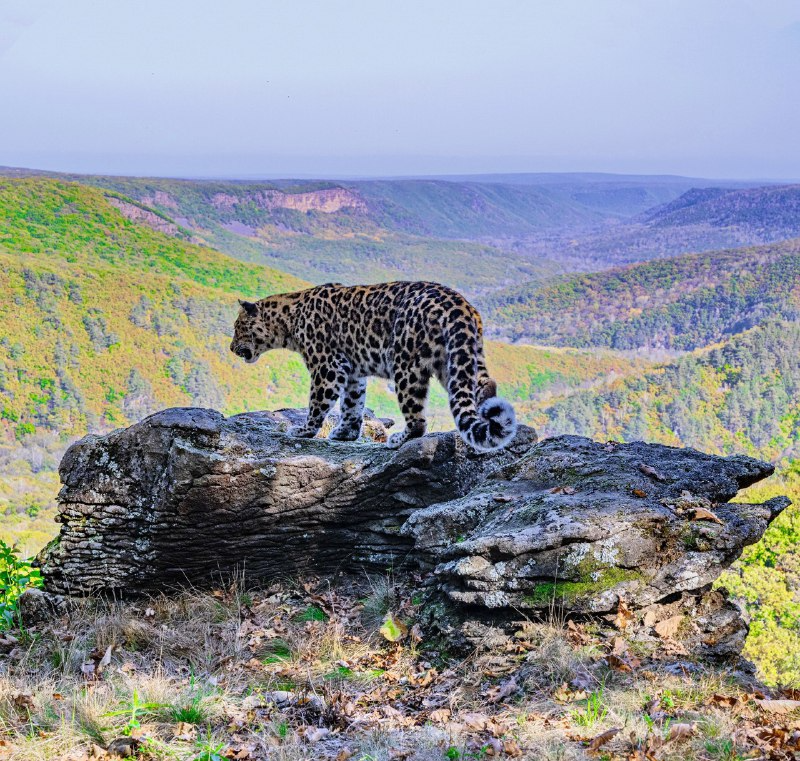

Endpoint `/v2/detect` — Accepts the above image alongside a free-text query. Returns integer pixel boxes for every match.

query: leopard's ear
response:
[238,299,258,317]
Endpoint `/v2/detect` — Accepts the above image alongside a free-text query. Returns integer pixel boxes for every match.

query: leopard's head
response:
[230,298,289,363]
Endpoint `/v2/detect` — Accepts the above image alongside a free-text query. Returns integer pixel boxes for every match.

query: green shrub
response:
[0,538,43,629]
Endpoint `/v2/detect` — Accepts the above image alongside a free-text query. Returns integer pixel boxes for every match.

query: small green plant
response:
[170,696,207,724]
[167,672,209,724]
[104,690,165,735]
[294,604,327,622]
[570,687,608,727]
[0,539,44,629]
[704,739,742,761]
[443,746,489,760]
[261,640,292,664]
[324,665,354,680]
[192,732,227,761]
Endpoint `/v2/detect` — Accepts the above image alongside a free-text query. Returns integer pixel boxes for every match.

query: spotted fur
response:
[230,281,517,451]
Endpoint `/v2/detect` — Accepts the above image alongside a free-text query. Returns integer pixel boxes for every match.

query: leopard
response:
[230,281,517,451]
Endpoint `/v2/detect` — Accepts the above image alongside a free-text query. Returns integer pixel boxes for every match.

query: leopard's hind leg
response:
[329,376,367,441]
[386,364,431,449]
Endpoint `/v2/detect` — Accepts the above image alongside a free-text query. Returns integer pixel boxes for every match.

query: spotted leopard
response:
[230,281,517,451]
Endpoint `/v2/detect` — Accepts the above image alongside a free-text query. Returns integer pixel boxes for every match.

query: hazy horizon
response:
[1,0,799,179]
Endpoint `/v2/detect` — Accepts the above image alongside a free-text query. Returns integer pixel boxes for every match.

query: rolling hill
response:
[641,183,800,232]
[515,183,800,270]
[544,320,800,461]
[484,238,800,349]
[1,167,766,292]
[58,174,564,295]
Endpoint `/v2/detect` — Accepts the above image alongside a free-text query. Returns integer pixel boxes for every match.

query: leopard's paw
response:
[287,424,318,439]
[328,423,361,441]
[386,431,408,449]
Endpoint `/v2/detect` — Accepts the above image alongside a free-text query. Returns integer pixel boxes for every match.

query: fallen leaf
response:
[654,615,683,639]
[708,693,741,708]
[613,599,633,630]
[689,507,724,525]
[172,722,197,741]
[97,645,113,673]
[588,727,620,751]
[554,683,589,703]
[638,463,667,481]
[12,693,34,713]
[381,704,405,719]
[106,737,139,757]
[461,712,490,731]
[754,698,800,714]
[665,723,696,743]
[632,488,648,498]
[380,612,408,642]
[303,726,330,742]
[606,653,640,672]
[485,677,518,703]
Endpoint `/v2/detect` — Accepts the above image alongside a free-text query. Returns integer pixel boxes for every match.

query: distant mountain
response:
[517,183,800,269]
[411,172,764,216]
[34,174,562,295]
[3,166,769,293]
[641,184,800,233]
[484,238,800,349]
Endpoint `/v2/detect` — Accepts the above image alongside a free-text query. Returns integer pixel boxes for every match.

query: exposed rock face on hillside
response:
[35,407,788,656]
[210,187,367,214]
[107,196,182,236]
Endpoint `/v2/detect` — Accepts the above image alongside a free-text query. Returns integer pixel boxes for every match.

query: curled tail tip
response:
[463,396,518,452]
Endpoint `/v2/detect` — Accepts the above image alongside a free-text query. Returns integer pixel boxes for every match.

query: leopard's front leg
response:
[288,357,348,439]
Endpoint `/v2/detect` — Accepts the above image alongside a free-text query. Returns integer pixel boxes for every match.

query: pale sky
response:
[1,0,799,179]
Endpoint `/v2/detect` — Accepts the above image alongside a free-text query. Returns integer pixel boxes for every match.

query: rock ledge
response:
[35,407,788,657]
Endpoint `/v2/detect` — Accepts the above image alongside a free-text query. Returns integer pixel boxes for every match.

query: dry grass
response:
[0,578,797,761]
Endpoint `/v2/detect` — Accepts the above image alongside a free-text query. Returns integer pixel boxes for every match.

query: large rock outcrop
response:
[36,407,788,655]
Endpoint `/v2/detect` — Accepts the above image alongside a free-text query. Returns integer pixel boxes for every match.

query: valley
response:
[0,169,798,686]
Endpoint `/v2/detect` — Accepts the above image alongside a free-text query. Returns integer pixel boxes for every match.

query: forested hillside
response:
[642,183,800,231]
[485,239,800,349]
[62,175,561,295]
[544,321,800,461]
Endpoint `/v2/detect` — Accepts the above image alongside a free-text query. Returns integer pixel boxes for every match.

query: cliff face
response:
[33,407,789,659]
[210,187,367,214]
[107,196,181,236]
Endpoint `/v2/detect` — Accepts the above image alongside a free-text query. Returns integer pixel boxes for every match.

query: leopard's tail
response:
[443,314,517,452]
